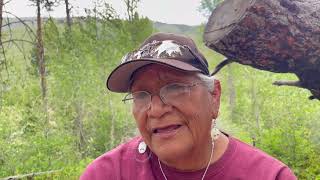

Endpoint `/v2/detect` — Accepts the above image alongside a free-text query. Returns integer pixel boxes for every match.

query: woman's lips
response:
[152,125,182,138]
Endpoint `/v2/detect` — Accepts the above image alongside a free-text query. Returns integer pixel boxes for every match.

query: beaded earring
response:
[211,120,220,141]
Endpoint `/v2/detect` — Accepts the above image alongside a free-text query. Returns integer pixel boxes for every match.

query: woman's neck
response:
[159,133,229,171]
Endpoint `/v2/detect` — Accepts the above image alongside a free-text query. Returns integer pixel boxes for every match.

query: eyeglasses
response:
[122,82,202,112]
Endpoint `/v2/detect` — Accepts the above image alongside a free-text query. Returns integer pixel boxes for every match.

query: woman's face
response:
[130,64,221,163]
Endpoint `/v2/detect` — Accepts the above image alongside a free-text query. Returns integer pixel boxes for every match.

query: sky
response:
[5,0,208,25]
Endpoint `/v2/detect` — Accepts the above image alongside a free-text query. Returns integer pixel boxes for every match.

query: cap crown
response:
[106,33,210,92]
[138,33,210,74]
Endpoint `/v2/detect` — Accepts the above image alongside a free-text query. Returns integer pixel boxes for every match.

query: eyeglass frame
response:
[122,82,204,112]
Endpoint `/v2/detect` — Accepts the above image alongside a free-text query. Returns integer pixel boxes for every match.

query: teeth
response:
[153,125,181,134]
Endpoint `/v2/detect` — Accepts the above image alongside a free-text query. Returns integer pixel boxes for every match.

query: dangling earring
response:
[211,120,220,141]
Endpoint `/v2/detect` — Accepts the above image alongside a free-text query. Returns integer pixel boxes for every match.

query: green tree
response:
[0,1,153,178]
[198,0,224,17]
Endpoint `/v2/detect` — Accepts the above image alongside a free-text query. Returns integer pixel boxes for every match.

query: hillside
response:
[3,17,200,36]
[153,21,200,36]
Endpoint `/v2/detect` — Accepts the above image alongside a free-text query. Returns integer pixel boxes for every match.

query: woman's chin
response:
[150,126,193,160]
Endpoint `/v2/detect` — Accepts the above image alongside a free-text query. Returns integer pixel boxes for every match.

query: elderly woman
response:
[80,33,296,180]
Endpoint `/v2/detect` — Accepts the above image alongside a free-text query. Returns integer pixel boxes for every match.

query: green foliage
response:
[0,3,153,178]
[259,126,320,179]
[198,0,224,17]
[210,61,320,179]
[1,8,319,180]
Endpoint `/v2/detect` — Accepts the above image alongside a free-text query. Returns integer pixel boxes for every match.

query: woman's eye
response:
[168,84,182,90]
[166,84,188,93]
[133,92,148,99]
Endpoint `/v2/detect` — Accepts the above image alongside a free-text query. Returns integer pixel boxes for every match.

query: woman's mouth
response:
[152,125,183,138]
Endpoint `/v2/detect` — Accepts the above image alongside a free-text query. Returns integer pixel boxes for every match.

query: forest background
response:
[0,0,319,179]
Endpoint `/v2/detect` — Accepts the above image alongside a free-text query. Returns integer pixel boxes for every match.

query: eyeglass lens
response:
[125,83,195,112]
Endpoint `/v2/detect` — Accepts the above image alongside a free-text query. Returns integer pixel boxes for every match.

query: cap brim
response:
[106,58,202,92]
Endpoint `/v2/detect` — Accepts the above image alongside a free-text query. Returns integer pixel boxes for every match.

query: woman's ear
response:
[211,79,221,119]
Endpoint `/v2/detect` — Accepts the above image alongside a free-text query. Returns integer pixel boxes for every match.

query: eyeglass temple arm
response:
[211,58,233,76]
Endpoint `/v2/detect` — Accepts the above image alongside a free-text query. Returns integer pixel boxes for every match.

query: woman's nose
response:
[147,94,171,118]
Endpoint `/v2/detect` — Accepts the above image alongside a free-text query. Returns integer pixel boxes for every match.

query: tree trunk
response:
[227,64,236,121]
[250,73,261,137]
[0,0,3,110]
[36,0,47,104]
[64,0,71,29]
[124,0,139,21]
[204,0,320,100]
[74,100,86,157]
[0,0,3,39]
[109,100,115,149]
[36,1,49,161]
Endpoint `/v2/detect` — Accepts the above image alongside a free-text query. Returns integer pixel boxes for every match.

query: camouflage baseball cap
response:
[106,32,210,92]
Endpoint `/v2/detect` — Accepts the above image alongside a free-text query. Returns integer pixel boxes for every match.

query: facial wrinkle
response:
[157,70,167,83]
[157,68,186,84]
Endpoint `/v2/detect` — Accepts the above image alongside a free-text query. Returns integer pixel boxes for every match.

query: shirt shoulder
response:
[225,137,297,180]
[276,166,297,180]
[80,136,154,180]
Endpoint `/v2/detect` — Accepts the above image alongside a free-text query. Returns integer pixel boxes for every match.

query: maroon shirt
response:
[80,136,296,180]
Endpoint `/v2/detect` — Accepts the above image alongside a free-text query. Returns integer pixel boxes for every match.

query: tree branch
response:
[0,39,9,77]
[3,0,13,5]
[1,20,34,28]
[211,58,233,76]
[4,16,13,48]
[1,169,62,180]
[3,11,36,37]
[2,39,34,44]
[272,80,302,88]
